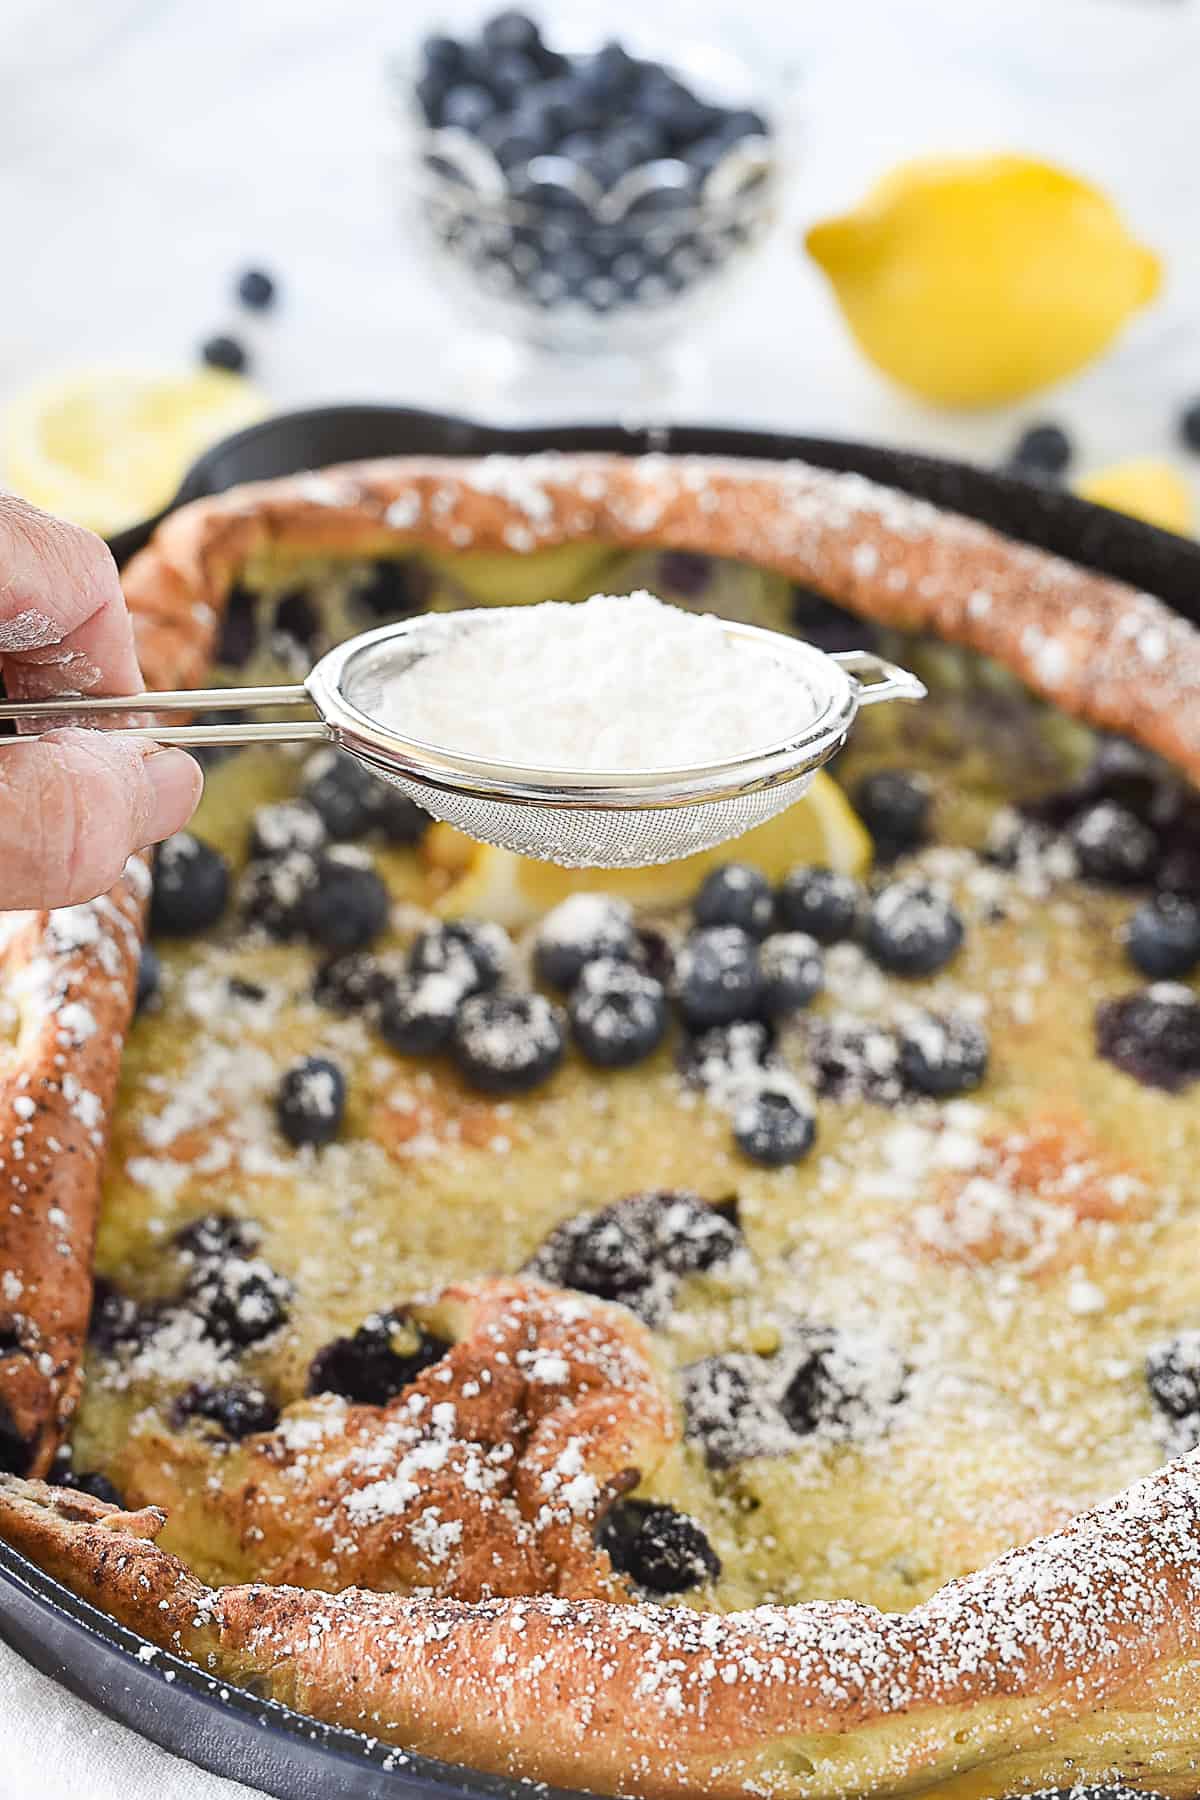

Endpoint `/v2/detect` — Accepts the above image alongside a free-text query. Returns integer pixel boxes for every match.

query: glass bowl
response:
[389,6,799,376]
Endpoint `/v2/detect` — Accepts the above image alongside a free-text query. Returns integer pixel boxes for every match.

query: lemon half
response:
[430,772,871,927]
[2,366,267,535]
[1077,459,1194,537]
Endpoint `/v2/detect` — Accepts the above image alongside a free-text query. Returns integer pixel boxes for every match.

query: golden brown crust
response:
[4,1455,1200,1798]
[121,1278,677,1602]
[122,452,1200,784]
[10,450,1200,1794]
[0,863,145,1476]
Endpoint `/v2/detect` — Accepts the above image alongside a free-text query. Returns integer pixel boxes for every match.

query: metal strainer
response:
[0,615,925,869]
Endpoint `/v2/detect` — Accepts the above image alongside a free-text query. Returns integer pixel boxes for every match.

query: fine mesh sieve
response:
[0,613,925,870]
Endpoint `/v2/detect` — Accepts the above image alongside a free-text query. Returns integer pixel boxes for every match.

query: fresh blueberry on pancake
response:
[354,557,433,620]
[569,959,667,1068]
[275,1056,347,1148]
[300,750,383,841]
[527,1191,742,1324]
[172,1381,280,1440]
[150,833,231,936]
[47,1454,123,1506]
[864,880,964,976]
[693,863,774,937]
[248,799,326,860]
[681,1354,776,1467]
[1146,1333,1200,1450]
[677,1018,775,1093]
[134,944,160,1015]
[757,931,824,1019]
[299,850,390,952]
[655,550,712,597]
[598,1499,720,1594]
[1095,985,1200,1091]
[1124,893,1200,979]
[307,1309,450,1405]
[312,950,389,1014]
[898,1011,989,1097]
[676,925,762,1027]
[534,894,638,991]
[775,864,863,943]
[807,1016,904,1103]
[451,992,565,1094]
[378,971,467,1055]
[1069,799,1159,885]
[87,1279,158,1354]
[732,1075,817,1167]
[853,769,932,860]
[780,1330,907,1438]
[238,849,319,939]
[215,583,257,667]
[271,588,322,656]
[411,919,511,993]
[173,1213,261,1262]
[789,585,877,653]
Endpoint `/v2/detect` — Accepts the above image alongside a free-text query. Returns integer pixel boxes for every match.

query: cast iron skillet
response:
[4,405,1199,1800]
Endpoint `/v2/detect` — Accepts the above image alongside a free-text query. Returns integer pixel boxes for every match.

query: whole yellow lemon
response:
[806,154,1161,409]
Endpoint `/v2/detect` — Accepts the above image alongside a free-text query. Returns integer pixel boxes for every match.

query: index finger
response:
[0,491,143,700]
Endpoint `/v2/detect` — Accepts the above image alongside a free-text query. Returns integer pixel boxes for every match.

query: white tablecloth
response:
[2,0,1200,1792]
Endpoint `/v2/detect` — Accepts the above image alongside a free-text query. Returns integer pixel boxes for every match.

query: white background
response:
[1,0,1199,1795]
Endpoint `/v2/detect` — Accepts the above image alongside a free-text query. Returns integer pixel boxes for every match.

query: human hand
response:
[0,492,202,908]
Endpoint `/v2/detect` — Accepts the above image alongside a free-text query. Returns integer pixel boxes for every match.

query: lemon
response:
[430,772,871,927]
[1077,458,1193,536]
[806,154,1161,409]
[2,366,267,535]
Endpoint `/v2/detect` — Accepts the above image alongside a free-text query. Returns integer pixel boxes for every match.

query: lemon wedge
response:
[429,772,871,927]
[1077,459,1193,536]
[2,366,267,535]
[806,154,1161,408]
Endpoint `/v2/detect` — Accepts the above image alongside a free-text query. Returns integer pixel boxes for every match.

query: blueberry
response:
[135,944,160,1015]
[308,1309,450,1406]
[200,334,247,375]
[411,919,510,994]
[415,71,448,125]
[150,834,230,936]
[712,107,769,144]
[693,864,774,938]
[1096,985,1200,1091]
[313,951,388,1014]
[576,40,638,99]
[441,83,497,134]
[1159,837,1200,898]
[527,1190,741,1322]
[1181,400,1200,455]
[534,895,637,990]
[248,800,326,860]
[1069,800,1159,885]
[378,971,467,1055]
[216,584,258,667]
[789,587,877,655]
[569,959,667,1069]
[898,1012,989,1098]
[272,588,321,653]
[680,1355,768,1467]
[1007,422,1072,478]
[301,750,381,841]
[776,866,862,943]
[238,850,319,939]
[1125,893,1200,978]
[481,9,542,55]
[732,1076,816,1167]
[275,1056,346,1148]
[355,557,433,620]
[1146,1331,1200,1429]
[488,50,540,105]
[656,550,712,596]
[421,32,464,77]
[758,932,823,1020]
[187,1258,290,1349]
[48,1462,124,1506]
[88,1279,157,1354]
[173,1380,279,1440]
[481,116,551,167]
[780,1332,905,1436]
[677,1019,774,1094]
[864,882,964,977]
[597,1499,720,1593]
[236,268,276,310]
[808,1018,903,1103]
[299,851,390,952]
[676,925,762,1028]
[452,992,565,1094]
[174,1212,260,1262]
[1016,1789,1167,1800]
[853,770,932,860]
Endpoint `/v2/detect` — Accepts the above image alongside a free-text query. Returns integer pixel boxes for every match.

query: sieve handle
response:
[831,651,927,706]
[0,683,331,748]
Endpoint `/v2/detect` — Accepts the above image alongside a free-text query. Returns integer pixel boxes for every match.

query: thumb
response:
[0,729,202,909]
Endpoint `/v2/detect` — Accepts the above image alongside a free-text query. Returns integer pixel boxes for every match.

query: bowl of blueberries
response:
[393,4,793,360]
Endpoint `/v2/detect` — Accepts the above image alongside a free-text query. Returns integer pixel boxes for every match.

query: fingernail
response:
[144,748,203,843]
